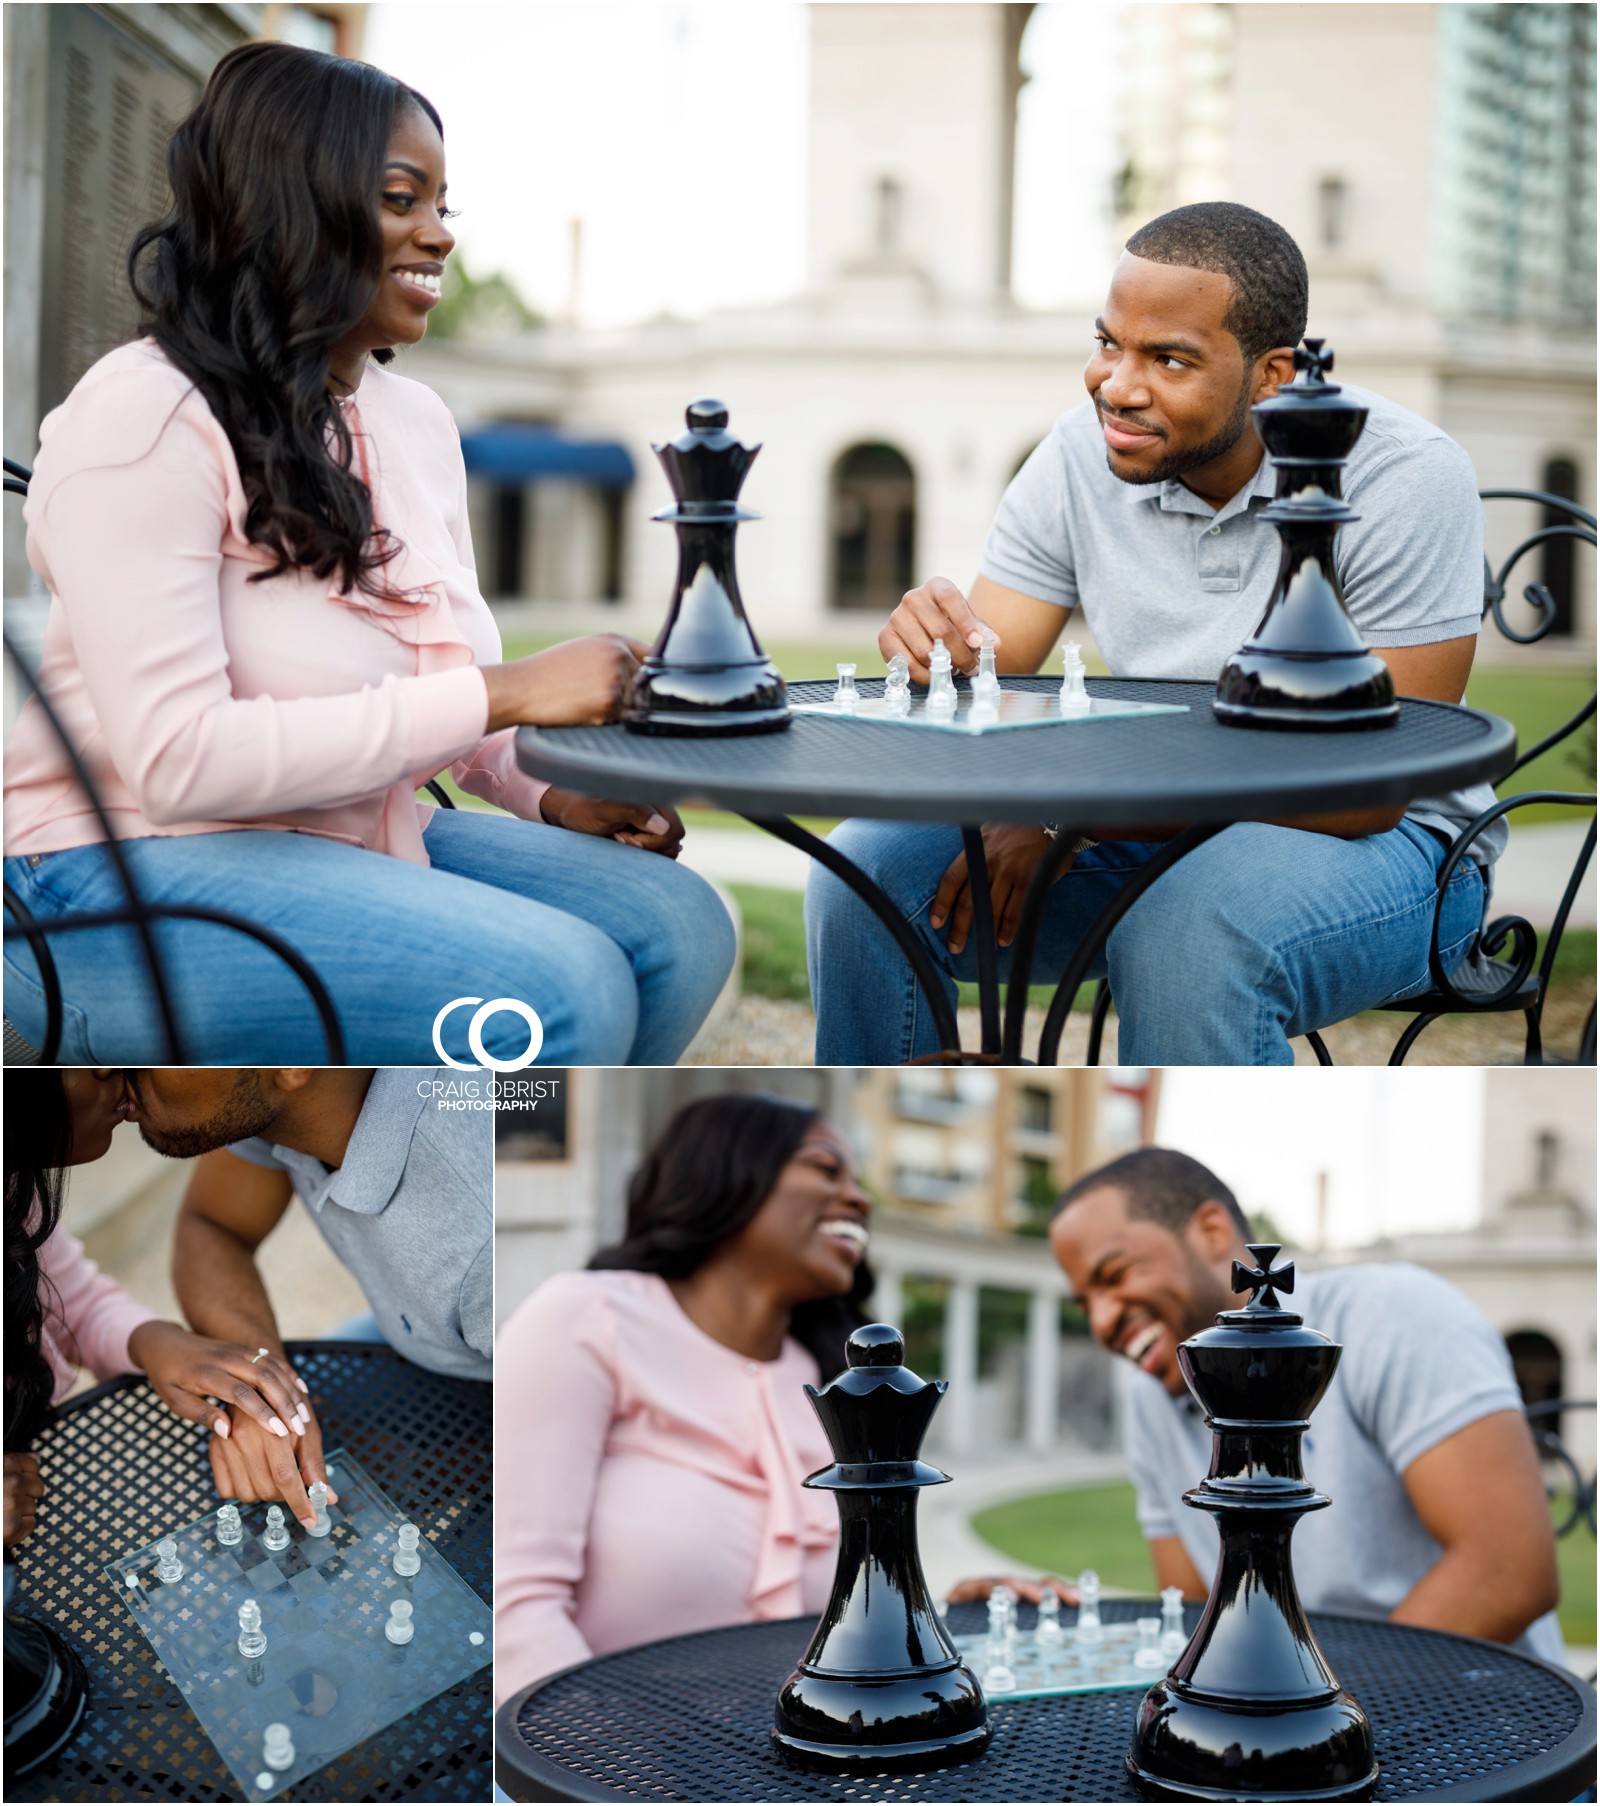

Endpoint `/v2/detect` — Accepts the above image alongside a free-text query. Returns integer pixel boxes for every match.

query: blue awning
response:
[458,422,636,488]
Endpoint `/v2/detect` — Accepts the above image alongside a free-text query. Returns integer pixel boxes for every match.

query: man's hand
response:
[929,824,1078,954]
[5,1452,42,1545]
[880,577,996,683]
[945,1573,1079,1606]
[128,1320,309,1441]
[211,1397,338,1531]
[539,788,686,857]
[482,635,651,733]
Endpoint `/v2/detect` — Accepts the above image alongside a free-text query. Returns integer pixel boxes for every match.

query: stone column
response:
[942,1279,979,1453]
[1026,1288,1060,1452]
[871,1266,904,1335]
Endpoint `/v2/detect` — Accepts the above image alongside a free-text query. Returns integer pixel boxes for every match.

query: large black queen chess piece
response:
[1128,1247,1378,1802]
[1214,340,1399,730]
[772,1323,989,1774]
[623,399,790,735]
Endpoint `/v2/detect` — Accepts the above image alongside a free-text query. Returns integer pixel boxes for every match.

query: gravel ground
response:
[685,980,1596,1067]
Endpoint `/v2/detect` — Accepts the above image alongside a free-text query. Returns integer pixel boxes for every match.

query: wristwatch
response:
[1041,825,1098,856]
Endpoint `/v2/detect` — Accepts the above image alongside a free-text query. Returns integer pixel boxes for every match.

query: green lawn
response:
[1464,667,1595,827]
[974,1481,1597,1644]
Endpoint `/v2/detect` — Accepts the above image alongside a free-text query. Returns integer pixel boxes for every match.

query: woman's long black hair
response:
[5,1074,74,1451]
[128,40,442,599]
[589,1094,873,1378]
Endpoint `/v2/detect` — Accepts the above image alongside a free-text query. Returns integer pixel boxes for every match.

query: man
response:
[806,202,1497,1064]
[1046,1147,1561,1658]
[125,1067,491,1529]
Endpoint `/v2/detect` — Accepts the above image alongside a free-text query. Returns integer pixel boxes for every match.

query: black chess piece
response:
[1127,1246,1379,1802]
[4,1568,89,1780]
[623,399,790,736]
[771,1323,989,1774]
[1214,340,1399,730]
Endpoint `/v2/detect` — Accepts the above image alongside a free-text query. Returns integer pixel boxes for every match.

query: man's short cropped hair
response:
[1054,1146,1251,1239]
[1125,202,1308,365]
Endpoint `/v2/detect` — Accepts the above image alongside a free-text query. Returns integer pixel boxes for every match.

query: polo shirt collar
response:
[1121,444,1276,525]
[272,1070,423,1216]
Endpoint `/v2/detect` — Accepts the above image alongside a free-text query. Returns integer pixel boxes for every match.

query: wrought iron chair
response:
[1083,488,1597,1068]
[1527,1398,1597,1546]
[4,456,356,1061]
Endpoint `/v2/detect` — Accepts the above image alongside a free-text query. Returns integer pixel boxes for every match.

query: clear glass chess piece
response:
[385,1599,415,1646]
[1075,1568,1103,1645]
[972,627,1001,697]
[262,1722,295,1771]
[981,1590,1016,1692]
[833,663,861,710]
[155,1538,183,1583]
[1134,1615,1164,1670]
[1059,640,1091,712]
[262,1505,290,1551]
[237,1598,267,1659]
[306,1480,331,1538]
[393,1522,422,1578]
[1035,1588,1063,1650]
[884,653,912,716]
[1160,1584,1187,1659]
[215,1503,242,1546]
[926,638,958,714]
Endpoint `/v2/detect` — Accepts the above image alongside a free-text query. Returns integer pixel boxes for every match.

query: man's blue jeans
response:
[805,818,1486,1065]
[3,808,736,1065]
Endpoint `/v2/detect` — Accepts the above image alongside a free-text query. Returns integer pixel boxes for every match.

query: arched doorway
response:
[1506,1328,1564,1435]
[830,443,916,613]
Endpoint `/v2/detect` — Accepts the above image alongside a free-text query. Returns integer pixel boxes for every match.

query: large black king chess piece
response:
[1128,1246,1379,1803]
[623,398,790,736]
[5,1567,89,1780]
[1214,340,1399,731]
[772,1323,989,1774]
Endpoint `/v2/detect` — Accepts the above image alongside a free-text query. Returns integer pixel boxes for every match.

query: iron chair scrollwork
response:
[4,458,348,1062]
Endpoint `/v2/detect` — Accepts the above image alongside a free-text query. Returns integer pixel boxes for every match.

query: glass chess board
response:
[106,1446,490,1801]
[949,1622,1168,1699]
[793,689,1188,733]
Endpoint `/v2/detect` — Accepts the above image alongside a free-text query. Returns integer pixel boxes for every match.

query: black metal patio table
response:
[515,676,1518,1062]
[7,1341,491,1803]
[496,1598,1596,1803]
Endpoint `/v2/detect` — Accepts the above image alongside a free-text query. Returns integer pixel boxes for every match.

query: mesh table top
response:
[514,678,1517,828]
[9,1341,490,1803]
[498,1601,1597,1804]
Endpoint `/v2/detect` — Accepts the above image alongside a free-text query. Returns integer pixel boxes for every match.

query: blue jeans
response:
[3,808,735,1064]
[805,818,1486,1065]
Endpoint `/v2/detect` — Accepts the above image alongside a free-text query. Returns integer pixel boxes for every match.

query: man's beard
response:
[1100,375,1254,487]
[132,1070,279,1159]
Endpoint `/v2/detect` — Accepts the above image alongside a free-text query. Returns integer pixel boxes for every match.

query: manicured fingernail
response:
[269,1417,289,1437]
[295,1378,309,1394]
[214,1417,230,1438]
[296,1407,310,1427]
[645,813,669,834]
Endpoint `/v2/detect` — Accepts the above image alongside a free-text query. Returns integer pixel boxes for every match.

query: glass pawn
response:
[1134,1615,1165,1670]
[216,1503,242,1546]
[884,653,912,715]
[1035,1588,1063,1649]
[972,627,1001,696]
[385,1599,415,1646]
[1076,1568,1103,1644]
[155,1538,183,1584]
[981,1589,1016,1692]
[1059,640,1091,712]
[262,1505,290,1551]
[393,1522,422,1578]
[926,638,958,713]
[262,1722,294,1772]
[1160,1584,1187,1659]
[305,1480,331,1538]
[832,663,860,710]
[237,1598,267,1659]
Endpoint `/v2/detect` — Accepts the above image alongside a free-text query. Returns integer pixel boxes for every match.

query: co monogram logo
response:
[431,996,545,1072]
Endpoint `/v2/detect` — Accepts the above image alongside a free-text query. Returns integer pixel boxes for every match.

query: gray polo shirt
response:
[980,388,1504,864]
[229,1070,492,1382]
[1124,1263,1563,1663]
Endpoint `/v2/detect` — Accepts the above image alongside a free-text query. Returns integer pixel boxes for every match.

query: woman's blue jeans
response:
[3,809,736,1065]
[805,817,1487,1066]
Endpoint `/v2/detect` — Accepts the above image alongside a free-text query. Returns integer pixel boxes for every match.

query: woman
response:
[2,42,733,1064]
[5,1070,312,1544]
[494,1093,874,1698]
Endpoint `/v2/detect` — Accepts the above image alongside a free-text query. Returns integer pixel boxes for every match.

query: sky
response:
[1154,1068,1488,1251]
[364,2,1117,325]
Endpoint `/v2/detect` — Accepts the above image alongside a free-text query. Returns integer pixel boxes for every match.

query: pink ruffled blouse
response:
[493,1270,839,1700]
[36,1219,160,1403]
[5,339,547,863]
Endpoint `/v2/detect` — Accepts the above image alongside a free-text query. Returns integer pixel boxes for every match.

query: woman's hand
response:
[5,1452,43,1545]
[127,1321,309,1442]
[945,1573,1080,1606]
[211,1396,337,1531]
[483,636,651,732]
[540,788,685,858]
